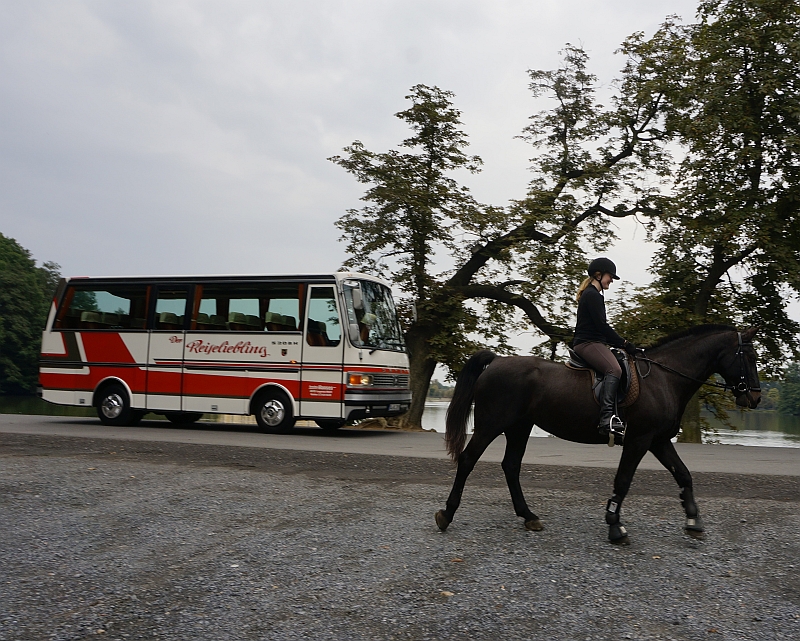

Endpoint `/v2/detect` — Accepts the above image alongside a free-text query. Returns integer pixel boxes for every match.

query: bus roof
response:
[59,272,392,288]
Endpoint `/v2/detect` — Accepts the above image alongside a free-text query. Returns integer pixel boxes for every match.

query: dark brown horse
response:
[435,325,762,543]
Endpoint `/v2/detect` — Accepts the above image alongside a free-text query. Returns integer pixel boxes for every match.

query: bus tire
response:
[165,412,204,425]
[254,389,295,434]
[315,419,346,431]
[96,383,137,427]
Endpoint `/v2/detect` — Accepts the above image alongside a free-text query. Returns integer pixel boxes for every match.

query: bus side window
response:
[194,289,227,331]
[190,282,303,333]
[153,289,189,330]
[263,284,301,332]
[306,287,341,347]
[55,285,148,330]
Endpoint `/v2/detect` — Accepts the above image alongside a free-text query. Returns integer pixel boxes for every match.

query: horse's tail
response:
[445,350,497,462]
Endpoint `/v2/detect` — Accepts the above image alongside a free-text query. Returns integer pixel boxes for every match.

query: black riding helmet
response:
[587,257,620,280]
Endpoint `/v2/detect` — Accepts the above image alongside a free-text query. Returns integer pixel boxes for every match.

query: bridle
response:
[636,332,761,402]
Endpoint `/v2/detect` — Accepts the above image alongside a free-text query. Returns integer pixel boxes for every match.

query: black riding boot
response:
[598,374,624,445]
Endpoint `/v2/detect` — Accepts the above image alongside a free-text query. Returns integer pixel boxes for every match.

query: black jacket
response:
[573,286,625,347]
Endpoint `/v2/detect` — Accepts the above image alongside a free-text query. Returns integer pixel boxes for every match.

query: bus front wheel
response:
[96,384,141,427]
[254,389,295,434]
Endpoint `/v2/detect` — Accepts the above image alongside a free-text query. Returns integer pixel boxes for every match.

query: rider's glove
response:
[624,340,637,356]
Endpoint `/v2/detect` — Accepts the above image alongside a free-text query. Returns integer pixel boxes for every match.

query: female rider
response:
[573,257,636,439]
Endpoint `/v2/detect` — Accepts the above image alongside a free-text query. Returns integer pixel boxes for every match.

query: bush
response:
[779,363,800,416]
[0,234,60,395]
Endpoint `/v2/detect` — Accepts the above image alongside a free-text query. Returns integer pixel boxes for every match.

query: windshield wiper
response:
[368,340,404,354]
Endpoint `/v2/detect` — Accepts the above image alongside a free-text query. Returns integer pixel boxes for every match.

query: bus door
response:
[300,285,344,418]
[146,285,191,411]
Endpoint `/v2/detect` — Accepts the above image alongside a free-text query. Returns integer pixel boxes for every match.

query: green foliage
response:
[427,379,454,399]
[761,384,780,411]
[330,85,482,300]
[0,234,61,395]
[619,0,800,374]
[780,362,800,415]
[495,44,670,342]
[332,45,671,426]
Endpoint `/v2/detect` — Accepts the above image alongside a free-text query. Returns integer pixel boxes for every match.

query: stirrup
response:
[600,416,625,447]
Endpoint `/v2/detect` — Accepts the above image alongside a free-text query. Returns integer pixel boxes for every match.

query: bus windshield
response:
[343,280,405,352]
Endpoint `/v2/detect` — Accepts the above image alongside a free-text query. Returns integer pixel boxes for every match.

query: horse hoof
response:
[525,519,544,531]
[685,528,705,540]
[435,510,451,531]
[608,523,629,544]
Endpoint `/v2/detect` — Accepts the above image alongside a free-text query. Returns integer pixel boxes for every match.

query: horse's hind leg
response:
[649,438,704,539]
[436,426,500,531]
[501,425,543,531]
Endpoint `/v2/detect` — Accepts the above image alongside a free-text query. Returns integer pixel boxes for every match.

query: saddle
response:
[565,347,640,408]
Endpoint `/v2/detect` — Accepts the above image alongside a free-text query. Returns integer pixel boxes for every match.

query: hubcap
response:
[101,393,124,419]
[260,399,285,427]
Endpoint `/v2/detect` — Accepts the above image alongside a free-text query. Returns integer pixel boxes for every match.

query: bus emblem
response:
[281,349,288,356]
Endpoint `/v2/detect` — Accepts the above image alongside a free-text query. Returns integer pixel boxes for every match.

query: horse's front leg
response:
[649,438,705,539]
[605,436,651,545]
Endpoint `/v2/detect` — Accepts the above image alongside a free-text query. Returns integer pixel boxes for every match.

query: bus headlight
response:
[348,373,373,386]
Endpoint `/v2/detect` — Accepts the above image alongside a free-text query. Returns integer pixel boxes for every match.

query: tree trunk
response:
[677,392,703,443]
[398,326,437,429]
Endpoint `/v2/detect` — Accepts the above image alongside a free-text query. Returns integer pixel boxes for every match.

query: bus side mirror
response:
[348,323,361,344]
[351,288,363,311]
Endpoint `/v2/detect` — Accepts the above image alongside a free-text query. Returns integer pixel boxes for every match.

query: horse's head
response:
[717,327,761,409]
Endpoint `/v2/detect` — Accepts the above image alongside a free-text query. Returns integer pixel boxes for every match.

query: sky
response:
[1,0,797,329]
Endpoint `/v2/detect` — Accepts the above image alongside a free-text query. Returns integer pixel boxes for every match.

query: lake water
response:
[2,396,799,448]
[421,401,800,448]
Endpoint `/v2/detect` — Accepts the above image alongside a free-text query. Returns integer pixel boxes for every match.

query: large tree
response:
[611,0,800,440]
[330,84,487,425]
[0,234,61,395]
[616,0,800,364]
[332,45,670,427]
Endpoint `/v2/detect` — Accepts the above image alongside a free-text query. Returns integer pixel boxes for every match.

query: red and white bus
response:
[39,273,410,432]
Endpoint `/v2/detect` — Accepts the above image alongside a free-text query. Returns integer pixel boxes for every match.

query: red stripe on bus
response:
[41,366,148,394]
[183,373,301,398]
[81,333,137,364]
[343,366,409,374]
[145,370,182,395]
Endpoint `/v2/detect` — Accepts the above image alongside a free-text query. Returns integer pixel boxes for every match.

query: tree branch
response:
[693,242,759,317]
[453,282,573,342]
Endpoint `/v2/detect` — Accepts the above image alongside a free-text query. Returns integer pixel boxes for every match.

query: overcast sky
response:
[2,0,797,327]
[0,0,698,274]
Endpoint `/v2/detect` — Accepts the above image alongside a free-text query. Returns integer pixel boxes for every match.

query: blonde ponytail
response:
[575,276,593,302]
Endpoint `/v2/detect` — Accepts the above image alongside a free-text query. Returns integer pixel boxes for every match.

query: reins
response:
[634,332,761,399]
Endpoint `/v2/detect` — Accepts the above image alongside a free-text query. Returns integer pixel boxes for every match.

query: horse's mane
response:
[645,324,737,350]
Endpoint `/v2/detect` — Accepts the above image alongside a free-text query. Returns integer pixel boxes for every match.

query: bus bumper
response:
[344,390,412,421]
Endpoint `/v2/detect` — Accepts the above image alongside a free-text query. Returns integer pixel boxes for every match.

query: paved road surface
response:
[3,416,800,640]
[1,414,798,476]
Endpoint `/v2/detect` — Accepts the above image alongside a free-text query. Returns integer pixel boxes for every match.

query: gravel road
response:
[1,432,799,641]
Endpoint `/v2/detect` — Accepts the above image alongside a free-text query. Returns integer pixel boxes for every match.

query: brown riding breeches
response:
[574,341,622,378]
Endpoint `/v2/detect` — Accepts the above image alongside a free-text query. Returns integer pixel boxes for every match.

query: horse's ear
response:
[742,326,758,342]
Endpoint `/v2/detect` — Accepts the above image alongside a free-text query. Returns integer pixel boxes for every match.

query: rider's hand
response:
[624,340,637,356]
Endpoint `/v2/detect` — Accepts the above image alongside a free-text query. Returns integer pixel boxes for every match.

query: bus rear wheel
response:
[165,412,204,425]
[254,389,295,434]
[96,383,141,427]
